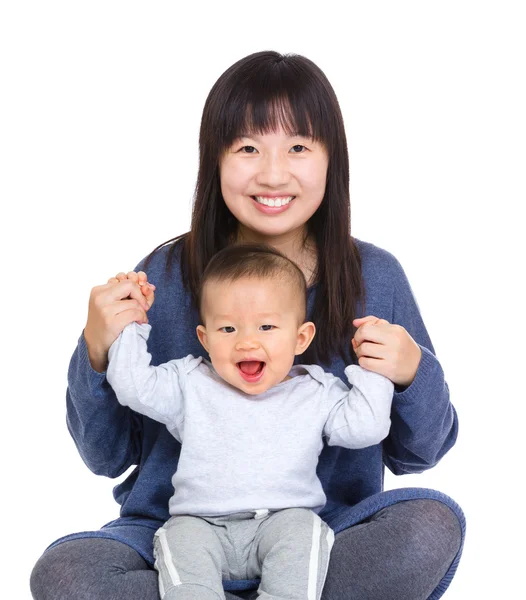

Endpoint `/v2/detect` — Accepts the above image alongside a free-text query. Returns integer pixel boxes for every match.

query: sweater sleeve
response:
[65,257,149,478]
[323,365,393,449]
[106,322,186,440]
[66,332,144,478]
[382,254,459,475]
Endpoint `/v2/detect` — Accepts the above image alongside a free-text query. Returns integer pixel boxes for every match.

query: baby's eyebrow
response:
[212,312,282,321]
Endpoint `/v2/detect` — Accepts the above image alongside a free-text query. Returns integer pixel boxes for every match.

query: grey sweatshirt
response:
[107,322,394,517]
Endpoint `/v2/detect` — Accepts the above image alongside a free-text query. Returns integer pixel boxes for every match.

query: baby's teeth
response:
[275,199,282,207]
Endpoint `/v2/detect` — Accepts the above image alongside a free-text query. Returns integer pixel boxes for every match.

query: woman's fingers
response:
[110,271,155,294]
[353,341,388,359]
[104,271,156,313]
[107,297,148,317]
[353,316,383,346]
[110,301,149,326]
[353,316,390,328]
[353,320,390,346]
[353,316,380,325]
[141,286,155,308]
[113,311,149,333]
[126,271,139,284]
[102,280,150,311]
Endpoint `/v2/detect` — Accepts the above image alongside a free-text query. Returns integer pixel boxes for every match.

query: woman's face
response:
[219,127,329,243]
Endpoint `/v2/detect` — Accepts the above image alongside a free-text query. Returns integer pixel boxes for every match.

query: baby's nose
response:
[235,337,260,350]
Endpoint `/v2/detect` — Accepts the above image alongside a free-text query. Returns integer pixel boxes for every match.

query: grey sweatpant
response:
[153,507,335,600]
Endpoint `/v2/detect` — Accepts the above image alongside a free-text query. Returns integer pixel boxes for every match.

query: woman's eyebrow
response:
[237,132,304,140]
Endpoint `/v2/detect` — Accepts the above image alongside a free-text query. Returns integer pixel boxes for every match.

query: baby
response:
[106,243,394,600]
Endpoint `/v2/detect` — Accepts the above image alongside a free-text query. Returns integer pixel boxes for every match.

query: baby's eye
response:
[259,325,275,331]
[220,326,235,333]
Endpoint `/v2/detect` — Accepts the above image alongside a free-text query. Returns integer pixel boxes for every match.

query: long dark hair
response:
[144,50,365,365]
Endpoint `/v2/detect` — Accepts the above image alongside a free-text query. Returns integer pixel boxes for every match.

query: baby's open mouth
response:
[237,361,265,375]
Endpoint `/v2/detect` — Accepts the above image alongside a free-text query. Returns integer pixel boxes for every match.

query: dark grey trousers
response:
[30,499,462,600]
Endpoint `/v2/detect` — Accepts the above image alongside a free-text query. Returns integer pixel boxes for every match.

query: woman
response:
[30,50,465,600]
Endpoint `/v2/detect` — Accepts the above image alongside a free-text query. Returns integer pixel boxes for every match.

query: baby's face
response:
[196,276,314,395]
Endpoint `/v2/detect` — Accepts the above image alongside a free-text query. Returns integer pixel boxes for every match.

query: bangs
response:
[235,97,317,143]
[217,68,328,151]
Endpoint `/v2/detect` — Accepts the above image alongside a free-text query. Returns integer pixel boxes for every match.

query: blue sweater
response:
[59,237,458,572]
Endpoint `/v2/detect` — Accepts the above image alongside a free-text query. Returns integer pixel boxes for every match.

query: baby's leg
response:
[154,515,228,600]
[249,508,334,600]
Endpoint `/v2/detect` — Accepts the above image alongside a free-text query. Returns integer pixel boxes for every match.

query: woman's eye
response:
[291,145,307,153]
[220,326,235,333]
[239,145,307,154]
[260,325,275,331]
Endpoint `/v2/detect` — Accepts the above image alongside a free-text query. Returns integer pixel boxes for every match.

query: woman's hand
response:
[352,316,422,388]
[108,270,156,309]
[83,271,155,373]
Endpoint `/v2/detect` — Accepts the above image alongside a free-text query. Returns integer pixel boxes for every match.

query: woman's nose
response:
[256,153,291,187]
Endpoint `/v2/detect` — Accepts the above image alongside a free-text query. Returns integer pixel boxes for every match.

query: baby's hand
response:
[108,271,156,309]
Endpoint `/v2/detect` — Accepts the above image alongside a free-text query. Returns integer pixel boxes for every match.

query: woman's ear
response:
[295,321,316,356]
[196,325,209,352]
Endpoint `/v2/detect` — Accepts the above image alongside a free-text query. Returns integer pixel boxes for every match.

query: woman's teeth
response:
[253,196,295,207]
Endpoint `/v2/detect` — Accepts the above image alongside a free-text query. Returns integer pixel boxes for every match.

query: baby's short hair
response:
[198,243,308,322]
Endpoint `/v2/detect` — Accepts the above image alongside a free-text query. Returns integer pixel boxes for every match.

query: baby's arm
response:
[106,321,185,437]
[323,365,394,449]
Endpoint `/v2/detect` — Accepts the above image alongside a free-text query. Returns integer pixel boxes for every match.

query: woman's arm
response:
[383,256,458,475]
[65,261,152,478]
[66,334,144,478]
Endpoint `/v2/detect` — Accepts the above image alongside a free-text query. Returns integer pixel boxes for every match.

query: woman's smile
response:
[251,195,296,214]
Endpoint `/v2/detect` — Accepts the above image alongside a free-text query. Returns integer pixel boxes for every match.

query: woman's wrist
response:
[88,352,108,374]
[83,330,108,373]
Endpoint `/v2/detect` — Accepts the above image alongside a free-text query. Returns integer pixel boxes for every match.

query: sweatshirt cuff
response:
[393,345,440,403]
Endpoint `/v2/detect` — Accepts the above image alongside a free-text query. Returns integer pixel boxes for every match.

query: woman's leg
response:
[30,499,461,600]
[321,499,462,600]
[30,537,246,600]
[30,538,160,600]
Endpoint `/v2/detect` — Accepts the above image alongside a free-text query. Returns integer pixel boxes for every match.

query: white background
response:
[1,1,524,598]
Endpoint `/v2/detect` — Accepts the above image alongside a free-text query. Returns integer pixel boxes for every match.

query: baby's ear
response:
[196,325,209,352]
[295,321,316,356]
